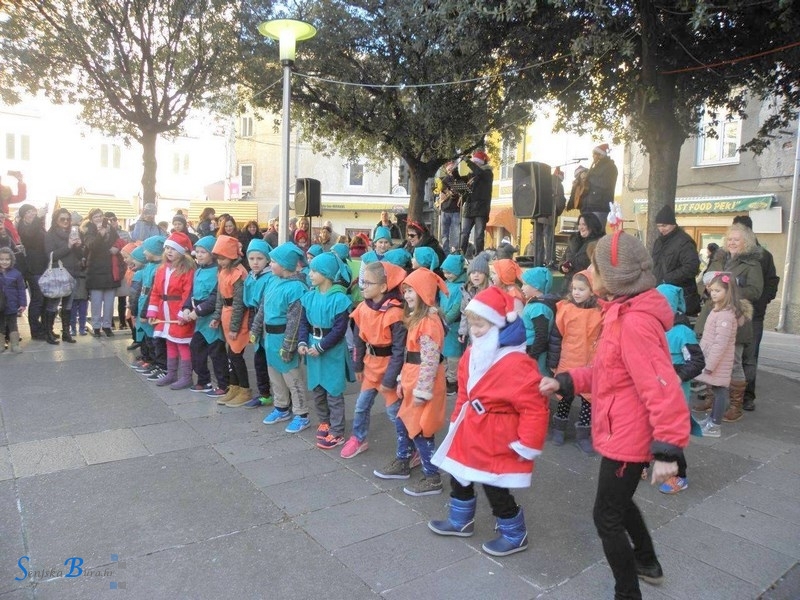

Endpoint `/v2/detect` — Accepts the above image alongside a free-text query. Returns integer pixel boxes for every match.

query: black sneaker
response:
[103,327,114,337]
[635,559,664,585]
[146,368,165,381]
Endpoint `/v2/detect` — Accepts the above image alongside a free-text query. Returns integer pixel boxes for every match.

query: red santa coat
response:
[146,264,195,344]
[432,346,549,489]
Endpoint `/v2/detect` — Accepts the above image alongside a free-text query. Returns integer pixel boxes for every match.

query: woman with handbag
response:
[82,208,122,337]
[43,208,82,344]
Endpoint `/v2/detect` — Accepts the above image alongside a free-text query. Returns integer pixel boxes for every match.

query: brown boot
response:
[217,385,240,405]
[723,380,746,422]
[225,387,252,408]
[692,386,713,412]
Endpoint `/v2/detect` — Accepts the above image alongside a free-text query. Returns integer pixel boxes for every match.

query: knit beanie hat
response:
[413,246,439,271]
[247,238,272,258]
[164,232,192,255]
[654,205,677,226]
[70,211,82,226]
[17,204,36,219]
[521,267,553,294]
[373,226,391,242]
[656,283,686,314]
[441,253,465,277]
[466,286,518,328]
[142,235,166,257]
[468,252,491,276]
[195,235,216,254]
[493,258,522,286]
[593,231,656,296]
[130,246,146,264]
[403,267,448,307]
[142,203,157,217]
[310,252,351,285]
[269,242,305,271]
[211,235,241,260]
[383,248,411,268]
[172,214,187,227]
[307,244,323,259]
[331,243,350,262]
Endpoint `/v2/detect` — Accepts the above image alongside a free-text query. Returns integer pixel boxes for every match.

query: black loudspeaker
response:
[512,162,554,219]
[295,178,321,217]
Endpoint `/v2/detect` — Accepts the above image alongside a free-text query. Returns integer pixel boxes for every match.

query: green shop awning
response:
[633,194,775,214]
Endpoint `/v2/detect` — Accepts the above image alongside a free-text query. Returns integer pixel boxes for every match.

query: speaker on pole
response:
[512,162,554,219]
[295,178,321,217]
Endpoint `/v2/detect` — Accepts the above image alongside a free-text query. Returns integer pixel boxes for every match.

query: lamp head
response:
[258,19,317,63]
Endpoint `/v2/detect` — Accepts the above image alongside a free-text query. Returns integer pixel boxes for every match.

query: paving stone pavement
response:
[0,327,798,599]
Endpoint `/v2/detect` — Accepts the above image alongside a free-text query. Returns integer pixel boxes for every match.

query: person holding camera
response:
[44,208,83,344]
[82,208,122,337]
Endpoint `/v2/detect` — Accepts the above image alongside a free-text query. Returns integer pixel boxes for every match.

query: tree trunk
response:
[139,129,158,208]
[643,108,684,249]
[404,158,439,224]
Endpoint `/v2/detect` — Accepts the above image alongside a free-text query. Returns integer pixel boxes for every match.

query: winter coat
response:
[462,160,494,219]
[569,289,689,463]
[694,307,736,387]
[82,221,121,290]
[131,219,164,242]
[753,244,779,320]
[584,157,618,214]
[548,299,602,377]
[17,217,48,276]
[0,267,27,315]
[561,224,605,287]
[145,264,196,344]
[44,225,83,278]
[432,325,549,489]
[651,226,701,316]
[707,248,763,303]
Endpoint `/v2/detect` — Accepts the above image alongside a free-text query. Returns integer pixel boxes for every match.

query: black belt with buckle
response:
[264,323,286,334]
[366,343,392,357]
[405,351,444,365]
[311,326,331,338]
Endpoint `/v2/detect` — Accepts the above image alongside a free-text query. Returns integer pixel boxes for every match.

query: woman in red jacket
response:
[541,231,689,600]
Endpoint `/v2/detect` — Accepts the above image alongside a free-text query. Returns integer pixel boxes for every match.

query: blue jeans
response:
[90,289,116,329]
[440,211,461,255]
[395,416,438,476]
[352,390,400,442]
[460,216,488,255]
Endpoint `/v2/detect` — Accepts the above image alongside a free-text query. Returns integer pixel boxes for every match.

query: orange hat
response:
[573,268,595,291]
[211,235,241,260]
[121,241,140,256]
[403,267,448,307]
[382,262,407,292]
[493,258,522,286]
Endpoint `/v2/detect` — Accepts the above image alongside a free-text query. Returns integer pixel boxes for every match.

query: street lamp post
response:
[257,19,317,244]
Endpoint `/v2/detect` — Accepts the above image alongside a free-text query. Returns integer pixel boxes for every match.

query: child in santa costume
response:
[429,286,549,557]
[146,232,196,389]
[340,261,408,459]
[374,268,448,497]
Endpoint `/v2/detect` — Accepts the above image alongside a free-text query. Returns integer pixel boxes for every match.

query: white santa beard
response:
[468,325,500,392]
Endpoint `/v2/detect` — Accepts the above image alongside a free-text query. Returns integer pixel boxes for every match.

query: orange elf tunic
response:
[218,264,249,353]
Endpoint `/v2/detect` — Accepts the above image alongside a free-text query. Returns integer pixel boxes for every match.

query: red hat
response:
[164,232,192,254]
[403,267,448,307]
[466,286,518,328]
[472,150,489,164]
[593,143,610,157]
[211,235,242,260]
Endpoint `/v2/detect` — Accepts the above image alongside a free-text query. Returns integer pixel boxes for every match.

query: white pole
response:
[278,61,292,245]
[776,119,800,332]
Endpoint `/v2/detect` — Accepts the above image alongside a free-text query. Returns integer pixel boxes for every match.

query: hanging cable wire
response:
[661,40,800,75]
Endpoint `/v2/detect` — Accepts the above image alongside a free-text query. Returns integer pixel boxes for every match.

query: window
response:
[500,139,517,180]
[5,133,30,160]
[696,108,741,166]
[100,143,121,169]
[240,116,254,138]
[348,162,365,187]
[172,151,190,175]
[6,134,15,159]
[239,164,253,188]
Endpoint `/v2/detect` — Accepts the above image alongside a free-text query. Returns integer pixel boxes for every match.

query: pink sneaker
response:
[409,450,421,469]
[340,436,368,459]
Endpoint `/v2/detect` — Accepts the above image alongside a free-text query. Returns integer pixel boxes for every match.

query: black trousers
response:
[743,318,763,403]
[148,336,167,370]
[227,347,249,388]
[449,476,518,519]
[253,346,271,396]
[190,332,229,389]
[593,458,656,600]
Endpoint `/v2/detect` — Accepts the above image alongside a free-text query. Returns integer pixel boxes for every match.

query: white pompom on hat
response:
[593,143,611,157]
[466,286,518,328]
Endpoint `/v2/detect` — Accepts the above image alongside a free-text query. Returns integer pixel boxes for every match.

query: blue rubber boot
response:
[428,497,476,537]
[482,507,528,557]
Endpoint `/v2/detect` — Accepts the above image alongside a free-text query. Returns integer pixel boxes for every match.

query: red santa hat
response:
[471,150,489,165]
[164,232,192,254]
[593,143,611,157]
[466,286,518,328]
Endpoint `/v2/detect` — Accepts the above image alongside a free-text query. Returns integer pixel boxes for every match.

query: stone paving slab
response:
[536,562,672,599]
[761,563,800,600]
[234,447,342,488]
[654,515,797,590]
[131,420,205,455]
[686,497,800,559]
[74,428,149,465]
[212,430,308,465]
[8,436,85,478]
[1,358,174,444]
[711,431,796,463]
[741,464,800,497]
[185,409,269,444]
[722,479,800,525]
[0,445,13,481]
[0,481,27,595]
[382,553,541,600]
[29,524,379,600]
[15,447,284,571]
